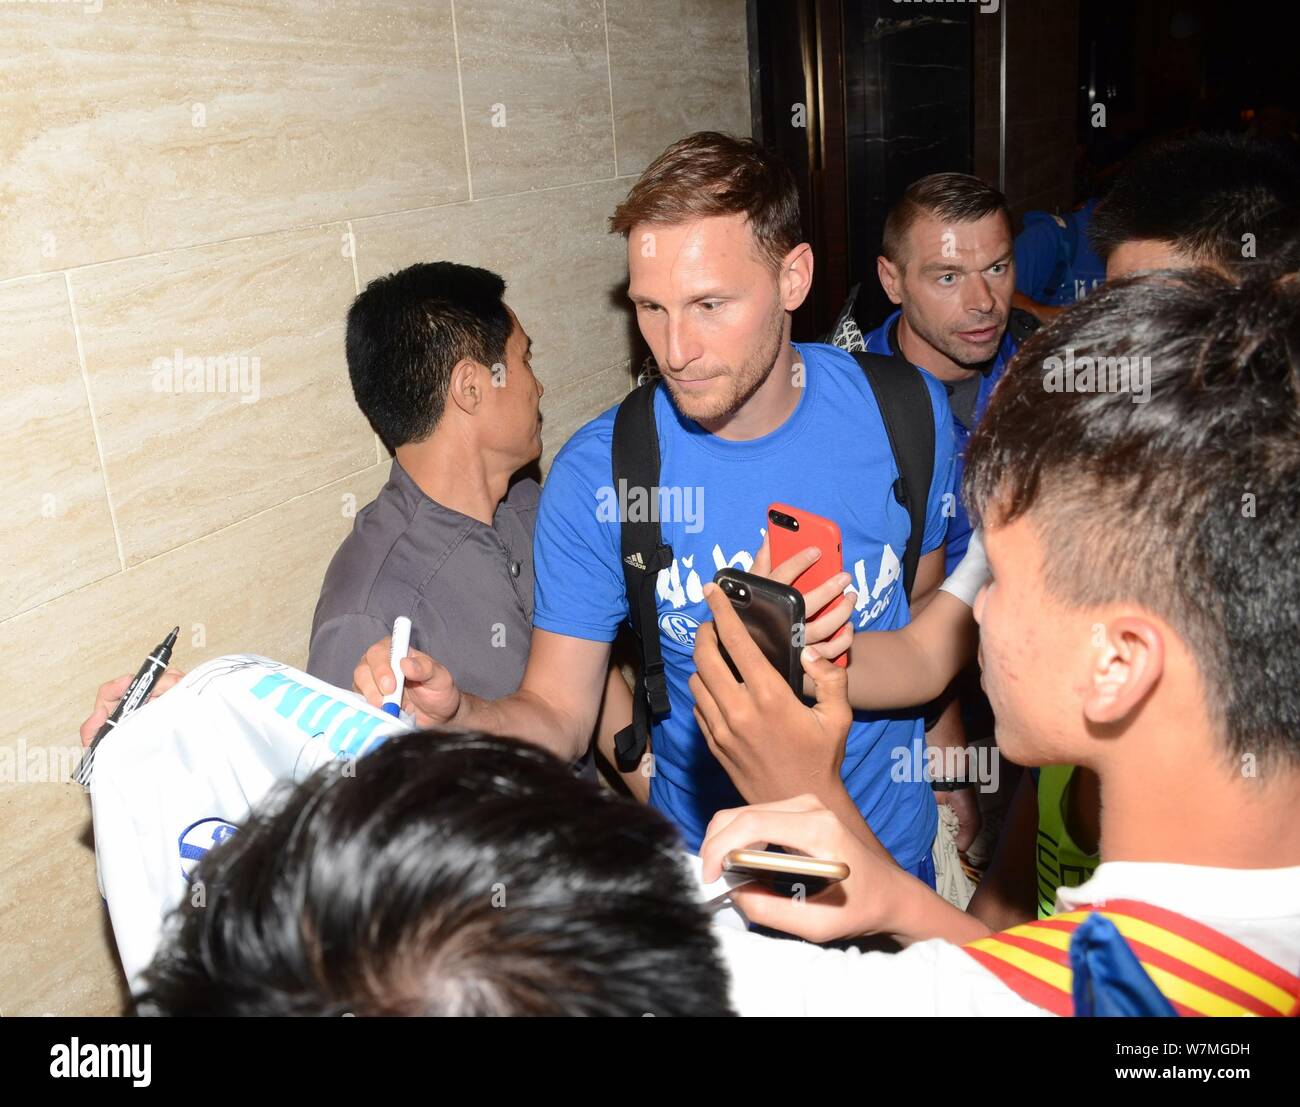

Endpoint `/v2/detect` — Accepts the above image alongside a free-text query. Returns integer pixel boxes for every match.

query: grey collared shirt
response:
[308,461,538,701]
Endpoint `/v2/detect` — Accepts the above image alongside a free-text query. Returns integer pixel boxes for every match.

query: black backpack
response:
[609,311,939,773]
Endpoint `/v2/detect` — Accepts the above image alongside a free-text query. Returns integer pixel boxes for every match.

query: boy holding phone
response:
[694,271,1300,1015]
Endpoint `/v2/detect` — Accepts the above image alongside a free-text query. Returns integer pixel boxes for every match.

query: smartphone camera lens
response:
[768,509,798,531]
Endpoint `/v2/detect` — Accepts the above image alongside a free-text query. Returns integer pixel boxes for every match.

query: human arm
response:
[306,611,393,691]
[839,527,987,709]
[965,769,1040,930]
[698,794,992,947]
[592,661,650,801]
[353,627,613,764]
[689,580,875,849]
[1012,290,1065,325]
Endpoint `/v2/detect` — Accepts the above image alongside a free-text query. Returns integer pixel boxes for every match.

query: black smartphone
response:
[711,568,805,694]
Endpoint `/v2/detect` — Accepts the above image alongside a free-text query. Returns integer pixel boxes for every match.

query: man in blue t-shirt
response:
[845,173,1030,856]
[1012,199,1106,321]
[858,173,1028,577]
[352,133,955,881]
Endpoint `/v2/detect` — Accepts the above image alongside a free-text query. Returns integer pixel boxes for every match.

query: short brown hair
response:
[882,172,1010,265]
[609,131,802,270]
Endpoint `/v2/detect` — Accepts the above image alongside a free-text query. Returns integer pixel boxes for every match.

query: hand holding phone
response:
[699,795,920,944]
[690,580,855,807]
[723,847,850,883]
[766,504,852,668]
[723,848,849,899]
[712,568,805,694]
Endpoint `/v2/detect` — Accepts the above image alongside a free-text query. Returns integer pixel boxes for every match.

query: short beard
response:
[903,305,1005,372]
[662,308,787,425]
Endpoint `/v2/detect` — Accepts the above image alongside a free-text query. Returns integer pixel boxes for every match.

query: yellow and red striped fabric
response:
[963,898,1300,1017]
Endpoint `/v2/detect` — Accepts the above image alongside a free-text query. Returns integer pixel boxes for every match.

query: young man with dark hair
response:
[967,137,1300,918]
[694,269,1300,1015]
[1089,132,1300,279]
[136,729,734,1017]
[354,132,956,881]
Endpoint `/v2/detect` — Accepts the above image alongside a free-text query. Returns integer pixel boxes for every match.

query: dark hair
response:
[1089,134,1300,273]
[964,270,1300,770]
[881,172,1011,265]
[345,262,513,452]
[610,131,802,270]
[137,731,734,1016]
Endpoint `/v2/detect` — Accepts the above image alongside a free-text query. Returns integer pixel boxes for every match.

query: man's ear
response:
[1082,615,1165,726]
[446,358,484,416]
[876,255,903,305]
[777,243,814,312]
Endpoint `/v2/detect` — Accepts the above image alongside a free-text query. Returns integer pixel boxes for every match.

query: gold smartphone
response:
[722,848,850,883]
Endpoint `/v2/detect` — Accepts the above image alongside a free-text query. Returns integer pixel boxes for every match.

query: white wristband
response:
[937,527,989,608]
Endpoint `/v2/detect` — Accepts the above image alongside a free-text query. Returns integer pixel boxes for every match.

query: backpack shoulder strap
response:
[850,351,935,596]
[610,378,674,773]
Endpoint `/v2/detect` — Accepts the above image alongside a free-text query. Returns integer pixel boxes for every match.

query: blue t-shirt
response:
[1014,200,1106,307]
[860,312,1018,574]
[533,342,955,865]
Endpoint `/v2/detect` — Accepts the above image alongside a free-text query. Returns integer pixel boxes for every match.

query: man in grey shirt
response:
[308,262,635,781]
[308,447,540,702]
[81,262,638,790]
[308,452,538,701]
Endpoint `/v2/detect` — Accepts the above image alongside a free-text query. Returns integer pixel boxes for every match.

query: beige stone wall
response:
[0,0,750,1015]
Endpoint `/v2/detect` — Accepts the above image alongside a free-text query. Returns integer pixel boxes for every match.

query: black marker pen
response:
[74,626,179,788]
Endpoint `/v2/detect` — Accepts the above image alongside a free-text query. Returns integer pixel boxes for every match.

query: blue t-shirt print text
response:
[531,342,955,867]
[651,520,909,644]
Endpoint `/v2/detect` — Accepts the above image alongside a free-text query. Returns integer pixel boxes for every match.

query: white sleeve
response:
[90,655,412,993]
[714,926,1052,1016]
[937,526,989,607]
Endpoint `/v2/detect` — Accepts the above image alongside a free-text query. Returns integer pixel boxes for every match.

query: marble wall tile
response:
[0,462,389,1015]
[0,784,127,1017]
[70,226,375,565]
[0,0,753,1017]
[606,0,752,176]
[538,359,635,470]
[353,176,637,441]
[0,274,120,620]
[0,0,467,281]
[455,0,616,198]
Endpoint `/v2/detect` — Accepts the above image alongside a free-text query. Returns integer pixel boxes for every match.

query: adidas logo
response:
[624,551,647,570]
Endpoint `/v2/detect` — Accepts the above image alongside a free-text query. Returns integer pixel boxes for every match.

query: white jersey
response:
[89,656,412,992]
[716,861,1300,1016]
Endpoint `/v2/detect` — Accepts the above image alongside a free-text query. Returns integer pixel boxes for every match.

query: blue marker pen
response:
[382,616,412,718]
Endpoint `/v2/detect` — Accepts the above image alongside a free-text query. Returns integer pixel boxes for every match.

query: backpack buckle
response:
[645,661,670,715]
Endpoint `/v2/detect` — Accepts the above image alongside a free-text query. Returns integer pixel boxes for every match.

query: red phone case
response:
[767,503,850,667]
